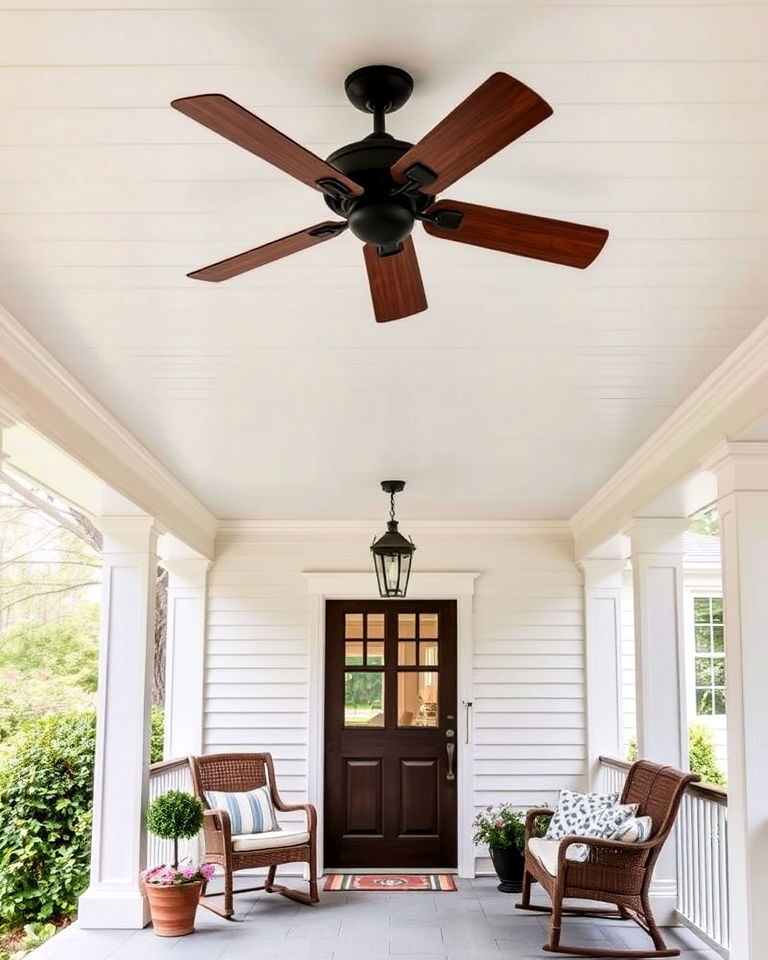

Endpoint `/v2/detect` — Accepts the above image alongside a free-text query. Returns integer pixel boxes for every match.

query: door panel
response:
[324,599,457,868]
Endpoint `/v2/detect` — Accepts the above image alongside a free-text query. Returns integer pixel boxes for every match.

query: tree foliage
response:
[625,724,726,785]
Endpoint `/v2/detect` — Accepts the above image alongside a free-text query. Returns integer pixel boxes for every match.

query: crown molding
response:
[0,305,217,558]
[216,518,573,539]
[571,316,768,557]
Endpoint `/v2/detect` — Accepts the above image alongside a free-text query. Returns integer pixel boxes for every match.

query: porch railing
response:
[147,756,198,867]
[599,756,729,957]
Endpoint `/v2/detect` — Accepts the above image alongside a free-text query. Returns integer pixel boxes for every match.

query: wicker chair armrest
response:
[557,834,655,873]
[202,808,232,856]
[274,801,317,833]
[524,807,554,842]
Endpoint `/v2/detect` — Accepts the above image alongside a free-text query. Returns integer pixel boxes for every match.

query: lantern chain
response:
[389,489,396,523]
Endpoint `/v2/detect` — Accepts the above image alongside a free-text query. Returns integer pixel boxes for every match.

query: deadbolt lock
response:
[446,729,455,738]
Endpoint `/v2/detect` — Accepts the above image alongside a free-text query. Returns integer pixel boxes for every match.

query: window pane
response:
[694,597,711,623]
[397,671,438,728]
[711,597,723,624]
[696,689,713,715]
[398,641,416,665]
[695,658,713,686]
[345,613,364,639]
[344,673,384,727]
[419,613,439,639]
[419,641,439,666]
[398,613,416,639]
[345,641,364,665]
[713,626,725,652]
[367,613,385,639]
[714,690,727,715]
[713,659,726,685]
[695,625,712,652]
[367,641,385,665]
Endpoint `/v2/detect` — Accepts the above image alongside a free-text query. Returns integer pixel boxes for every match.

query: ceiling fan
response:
[172,65,608,322]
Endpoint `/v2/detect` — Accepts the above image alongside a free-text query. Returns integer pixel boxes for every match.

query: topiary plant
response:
[145,791,203,868]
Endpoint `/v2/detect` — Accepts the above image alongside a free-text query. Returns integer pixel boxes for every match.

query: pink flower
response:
[495,819,505,828]
[181,866,195,880]
[201,863,216,880]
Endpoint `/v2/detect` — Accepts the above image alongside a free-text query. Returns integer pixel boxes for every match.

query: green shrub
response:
[688,722,726,786]
[145,792,203,868]
[0,713,96,926]
[0,707,164,928]
[625,724,725,785]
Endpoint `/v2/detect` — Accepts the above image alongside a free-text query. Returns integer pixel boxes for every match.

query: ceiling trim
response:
[571,314,768,558]
[0,304,217,558]
[217,519,573,538]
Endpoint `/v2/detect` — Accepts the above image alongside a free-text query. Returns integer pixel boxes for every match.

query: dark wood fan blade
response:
[423,200,608,268]
[172,94,363,198]
[391,73,552,194]
[188,221,347,282]
[363,237,428,323]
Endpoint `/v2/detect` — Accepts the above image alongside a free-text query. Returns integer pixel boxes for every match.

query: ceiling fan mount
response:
[171,65,609,321]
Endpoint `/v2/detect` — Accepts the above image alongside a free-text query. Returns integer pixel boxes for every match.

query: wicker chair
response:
[188,752,318,918]
[516,760,700,958]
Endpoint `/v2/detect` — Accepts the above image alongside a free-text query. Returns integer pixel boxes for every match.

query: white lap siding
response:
[205,524,586,872]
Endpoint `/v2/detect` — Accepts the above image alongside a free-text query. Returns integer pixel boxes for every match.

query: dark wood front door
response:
[324,599,457,868]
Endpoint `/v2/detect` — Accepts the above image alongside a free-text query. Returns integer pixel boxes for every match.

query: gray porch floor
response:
[31,879,719,960]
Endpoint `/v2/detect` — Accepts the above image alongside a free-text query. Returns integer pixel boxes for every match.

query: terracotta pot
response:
[144,880,202,936]
[489,844,525,893]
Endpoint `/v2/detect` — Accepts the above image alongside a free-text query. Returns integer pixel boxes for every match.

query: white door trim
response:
[304,571,479,878]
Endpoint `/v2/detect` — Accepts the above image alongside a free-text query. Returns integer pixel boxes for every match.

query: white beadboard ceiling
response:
[1,1,767,520]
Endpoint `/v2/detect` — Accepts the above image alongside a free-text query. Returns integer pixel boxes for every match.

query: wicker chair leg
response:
[641,892,678,954]
[265,865,277,892]
[545,893,563,952]
[518,867,534,908]
[223,868,234,918]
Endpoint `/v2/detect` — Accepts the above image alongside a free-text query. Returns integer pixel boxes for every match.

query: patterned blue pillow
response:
[204,785,279,835]
[612,815,653,843]
[568,803,638,861]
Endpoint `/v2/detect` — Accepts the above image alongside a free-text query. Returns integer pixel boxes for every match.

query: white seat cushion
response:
[528,837,583,876]
[231,828,310,853]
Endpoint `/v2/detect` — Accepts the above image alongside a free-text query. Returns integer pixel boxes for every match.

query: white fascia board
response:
[0,305,216,558]
[571,315,768,558]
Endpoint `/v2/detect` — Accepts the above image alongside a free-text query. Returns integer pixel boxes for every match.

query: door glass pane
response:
[419,613,438,639]
[398,641,416,665]
[695,625,712,652]
[345,613,364,639]
[367,613,385,639]
[694,597,711,622]
[711,597,723,623]
[367,641,385,665]
[344,673,384,727]
[345,641,364,665]
[713,659,726,685]
[398,671,439,727]
[714,689,726,714]
[398,613,416,638]
[696,689,713,714]
[713,626,725,652]
[419,641,439,666]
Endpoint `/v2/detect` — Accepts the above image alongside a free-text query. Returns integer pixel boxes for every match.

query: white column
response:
[163,558,209,759]
[707,441,768,960]
[627,518,689,924]
[79,517,158,929]
[579,558,625,789]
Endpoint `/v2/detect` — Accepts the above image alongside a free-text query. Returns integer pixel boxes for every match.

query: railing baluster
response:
[146,758,196,867]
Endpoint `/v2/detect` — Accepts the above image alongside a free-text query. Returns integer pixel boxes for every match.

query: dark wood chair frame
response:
[515,760,700,958]
[188,752,319,919]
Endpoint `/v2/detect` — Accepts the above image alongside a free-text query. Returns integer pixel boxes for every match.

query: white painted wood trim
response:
[220,520,571,536]
[0,304,216,558]
[572,316,768,557]
[304,571,479,878]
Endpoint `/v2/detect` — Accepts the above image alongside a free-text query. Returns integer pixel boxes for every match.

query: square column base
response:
[648,878,678,927]
[78,886,150,929]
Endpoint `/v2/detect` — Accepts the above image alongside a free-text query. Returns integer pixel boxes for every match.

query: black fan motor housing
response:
[324,134,434,245]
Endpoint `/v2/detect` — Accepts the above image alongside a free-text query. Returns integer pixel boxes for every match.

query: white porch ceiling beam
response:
[571,316,768,557]
[0,304,216,558]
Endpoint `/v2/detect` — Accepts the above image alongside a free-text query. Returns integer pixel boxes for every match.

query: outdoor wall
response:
[204,522,586,873]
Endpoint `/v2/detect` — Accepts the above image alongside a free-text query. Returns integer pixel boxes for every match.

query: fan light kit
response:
[371,480,415,598]
[172,65,608,322]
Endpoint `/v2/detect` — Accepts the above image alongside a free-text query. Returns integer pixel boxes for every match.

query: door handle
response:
[446,741,456,781]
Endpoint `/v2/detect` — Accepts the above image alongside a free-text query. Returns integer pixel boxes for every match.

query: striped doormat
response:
[324,874,457,892]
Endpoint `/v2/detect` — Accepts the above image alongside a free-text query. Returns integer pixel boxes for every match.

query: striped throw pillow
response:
[204,785,279,835]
